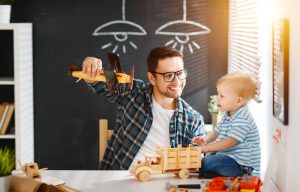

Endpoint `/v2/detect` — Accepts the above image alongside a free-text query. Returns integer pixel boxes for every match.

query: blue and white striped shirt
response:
[88,79,204,170]
[215,104,261,173]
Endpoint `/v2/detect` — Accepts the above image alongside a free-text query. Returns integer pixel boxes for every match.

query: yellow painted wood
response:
[99,119,113,161]
[72,71,131,83]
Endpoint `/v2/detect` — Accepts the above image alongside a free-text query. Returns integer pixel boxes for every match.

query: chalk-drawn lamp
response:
[156,20,211,41]
[155,20,211,50]
[92,0,147,54]
[93,20,147,42]
[93,20,147,53]
[155,0,211,53]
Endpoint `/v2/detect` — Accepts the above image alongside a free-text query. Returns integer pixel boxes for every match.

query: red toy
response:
[205,176,262,192]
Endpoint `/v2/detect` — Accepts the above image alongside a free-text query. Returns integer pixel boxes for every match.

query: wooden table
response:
[42,170,208,192]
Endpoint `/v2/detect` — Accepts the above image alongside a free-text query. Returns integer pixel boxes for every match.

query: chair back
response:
[99,119,113,161]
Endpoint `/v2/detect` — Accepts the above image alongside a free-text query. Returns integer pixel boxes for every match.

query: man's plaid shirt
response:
[88,79,204,170]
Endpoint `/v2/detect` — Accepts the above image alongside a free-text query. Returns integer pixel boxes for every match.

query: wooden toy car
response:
[130,144,201,181]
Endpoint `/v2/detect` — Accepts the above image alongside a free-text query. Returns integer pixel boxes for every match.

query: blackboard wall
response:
[11,0,228,169]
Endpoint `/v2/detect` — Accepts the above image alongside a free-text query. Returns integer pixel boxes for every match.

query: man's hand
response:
[192,136,207,146]
[82,57,103,79]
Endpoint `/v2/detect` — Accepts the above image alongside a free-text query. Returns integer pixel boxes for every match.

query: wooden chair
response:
[99,119,113,161]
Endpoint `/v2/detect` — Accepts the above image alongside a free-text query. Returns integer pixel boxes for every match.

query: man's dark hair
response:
[147,47,183,72]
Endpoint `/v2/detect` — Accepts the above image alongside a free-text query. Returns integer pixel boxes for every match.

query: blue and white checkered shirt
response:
[88,79,204,170]
[215,104,261,173]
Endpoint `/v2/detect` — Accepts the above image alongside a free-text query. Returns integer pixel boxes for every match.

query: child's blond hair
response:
[217,71,258,102]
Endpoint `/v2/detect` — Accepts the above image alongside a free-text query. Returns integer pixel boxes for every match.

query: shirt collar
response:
[224,104,248,120]
[176,97,184,113]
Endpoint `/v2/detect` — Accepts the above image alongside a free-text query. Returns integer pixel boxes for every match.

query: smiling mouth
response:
[168,86,181,91]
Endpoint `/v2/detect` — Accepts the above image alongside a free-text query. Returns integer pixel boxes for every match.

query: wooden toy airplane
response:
[13,161,47,179]
[12,161,80,192]
[69,53,135,91]
[21,162,42,179]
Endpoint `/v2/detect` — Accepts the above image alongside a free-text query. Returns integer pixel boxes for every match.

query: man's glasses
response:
[152,69,188,82]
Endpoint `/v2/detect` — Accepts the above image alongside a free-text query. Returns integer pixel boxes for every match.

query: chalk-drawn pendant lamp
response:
[93,20,146,41]
[155,0,211,53]
[93,0,147,54]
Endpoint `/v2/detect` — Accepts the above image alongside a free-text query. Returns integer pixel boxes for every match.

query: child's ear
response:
[147,72,156,86]
[236,96,245,106]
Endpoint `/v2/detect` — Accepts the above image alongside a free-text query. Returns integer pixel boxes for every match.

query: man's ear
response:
[147,72,156,86]
[236,96,245,106]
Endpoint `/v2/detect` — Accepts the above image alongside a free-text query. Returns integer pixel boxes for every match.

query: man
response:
[82,47,204,170]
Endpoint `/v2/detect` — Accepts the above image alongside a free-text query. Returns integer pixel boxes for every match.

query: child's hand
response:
[192,136,206,146]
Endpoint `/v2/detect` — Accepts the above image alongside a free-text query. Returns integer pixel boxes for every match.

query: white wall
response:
[245,0,274,180]
[281,0,300,190]
[261,0,300,191]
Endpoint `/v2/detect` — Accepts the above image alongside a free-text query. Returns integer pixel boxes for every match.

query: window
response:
[228,0,262,102]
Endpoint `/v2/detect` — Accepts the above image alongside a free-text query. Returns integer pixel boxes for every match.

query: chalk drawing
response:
[93,0,147,54]
[155,0,211,53]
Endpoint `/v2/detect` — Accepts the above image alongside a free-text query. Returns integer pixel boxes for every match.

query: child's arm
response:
[192,130,219,146]
[200,137,237,153]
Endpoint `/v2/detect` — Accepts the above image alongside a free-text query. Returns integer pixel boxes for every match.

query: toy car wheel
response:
[179,169,190,179]
[138,170,150,182]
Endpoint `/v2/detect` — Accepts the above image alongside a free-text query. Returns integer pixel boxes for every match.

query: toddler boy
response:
[193,71,261,177]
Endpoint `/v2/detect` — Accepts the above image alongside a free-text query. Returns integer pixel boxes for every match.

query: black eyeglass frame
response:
[151,69,188,82]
